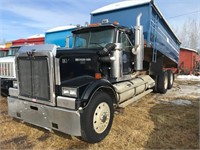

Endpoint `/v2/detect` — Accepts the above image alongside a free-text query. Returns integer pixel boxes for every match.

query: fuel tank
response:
[113,75,155,103]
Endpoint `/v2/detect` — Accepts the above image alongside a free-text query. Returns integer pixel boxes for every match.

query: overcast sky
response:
[0,0,199,43]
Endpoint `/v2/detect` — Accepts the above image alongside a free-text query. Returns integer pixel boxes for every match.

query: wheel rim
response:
[93,102,110,134]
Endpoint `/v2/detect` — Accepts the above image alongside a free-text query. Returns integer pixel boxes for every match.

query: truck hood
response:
[61,75,95,87]
[0,56,15,63]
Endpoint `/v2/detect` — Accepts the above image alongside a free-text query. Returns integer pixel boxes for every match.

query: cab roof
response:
[72,23,130,34]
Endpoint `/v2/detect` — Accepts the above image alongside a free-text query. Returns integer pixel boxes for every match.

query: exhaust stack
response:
[132,13,144,71]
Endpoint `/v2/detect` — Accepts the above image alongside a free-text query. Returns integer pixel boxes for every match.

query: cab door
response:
[118,31,134,74]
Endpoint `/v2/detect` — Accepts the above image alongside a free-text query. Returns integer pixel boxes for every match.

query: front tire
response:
[80,92,114,143]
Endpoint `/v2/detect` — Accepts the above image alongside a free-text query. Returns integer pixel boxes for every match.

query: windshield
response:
[0,51,7,57]
[8,47,20,56]
[73,28,115,49]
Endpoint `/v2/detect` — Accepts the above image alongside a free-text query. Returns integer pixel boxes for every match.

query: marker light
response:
[88,23,101,27]
[95,73,102,79]
[113,22,119,25]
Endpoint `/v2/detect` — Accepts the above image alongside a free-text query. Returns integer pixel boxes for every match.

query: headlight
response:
[13,80,18,88]
[62,87,78,97]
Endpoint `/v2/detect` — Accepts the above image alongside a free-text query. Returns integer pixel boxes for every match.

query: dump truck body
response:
[91,0,180,64]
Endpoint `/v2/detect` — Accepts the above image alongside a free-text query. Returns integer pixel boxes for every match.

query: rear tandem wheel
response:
[157,71,168,94]
[167,70,174,89]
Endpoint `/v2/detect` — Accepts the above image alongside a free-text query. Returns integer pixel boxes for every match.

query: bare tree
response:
[174,18,200,53]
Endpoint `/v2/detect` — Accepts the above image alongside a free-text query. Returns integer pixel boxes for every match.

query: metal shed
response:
[179,47,200,74]
[45,26,77,48]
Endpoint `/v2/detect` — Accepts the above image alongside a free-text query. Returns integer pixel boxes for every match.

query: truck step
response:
[119,89,153,108]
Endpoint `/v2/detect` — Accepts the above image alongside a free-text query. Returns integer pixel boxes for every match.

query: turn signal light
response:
[113,21,119,25]
[95,73,102,79]
[88,23,101,27]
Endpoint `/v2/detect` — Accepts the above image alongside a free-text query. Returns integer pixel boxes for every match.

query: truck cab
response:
[58,23,134,82]
[8,19,156,143]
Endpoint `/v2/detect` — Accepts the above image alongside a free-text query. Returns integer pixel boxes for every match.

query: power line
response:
[167,10,200,19]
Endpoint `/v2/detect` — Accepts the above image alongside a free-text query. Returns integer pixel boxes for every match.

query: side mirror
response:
[66,36,73,48]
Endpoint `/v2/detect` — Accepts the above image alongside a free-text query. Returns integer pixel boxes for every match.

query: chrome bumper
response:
[7,96,81,136]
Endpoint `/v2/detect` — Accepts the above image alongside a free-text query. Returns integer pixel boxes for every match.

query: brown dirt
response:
[0,80,199,149]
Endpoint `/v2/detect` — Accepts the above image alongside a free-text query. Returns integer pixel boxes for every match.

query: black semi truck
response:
[7,0,180,143]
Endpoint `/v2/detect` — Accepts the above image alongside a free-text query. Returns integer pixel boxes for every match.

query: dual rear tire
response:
[155,70,174,94]
[167,70,174,89]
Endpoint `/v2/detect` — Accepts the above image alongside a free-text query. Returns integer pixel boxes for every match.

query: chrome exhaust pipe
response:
[132,13,144,71]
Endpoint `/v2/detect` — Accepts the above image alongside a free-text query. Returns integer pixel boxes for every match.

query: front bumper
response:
[7,96,81,136]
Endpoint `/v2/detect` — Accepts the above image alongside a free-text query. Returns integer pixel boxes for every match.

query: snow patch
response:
[177,75,200,81]
[170,99,192,106]
[159,99,193,106]
[91,0,151,14]
[46,26,77,33]
[27,34,44,39]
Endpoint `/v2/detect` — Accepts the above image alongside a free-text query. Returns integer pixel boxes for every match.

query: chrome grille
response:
[17,57,50,101]
[0,62,14,77]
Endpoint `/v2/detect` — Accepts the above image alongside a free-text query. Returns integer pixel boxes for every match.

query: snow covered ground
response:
[177,75,200,81]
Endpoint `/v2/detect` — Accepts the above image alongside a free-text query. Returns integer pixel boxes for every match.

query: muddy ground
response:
[0,79,199,149]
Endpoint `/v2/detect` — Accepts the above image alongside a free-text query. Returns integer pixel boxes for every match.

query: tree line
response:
[174,18,200,53]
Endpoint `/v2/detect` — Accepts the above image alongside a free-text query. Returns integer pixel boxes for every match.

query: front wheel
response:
[80,92,114,143]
